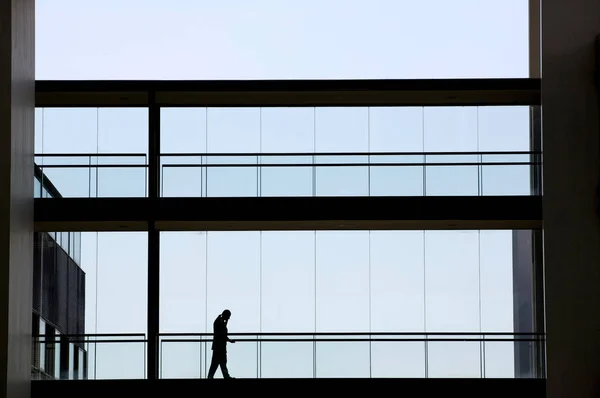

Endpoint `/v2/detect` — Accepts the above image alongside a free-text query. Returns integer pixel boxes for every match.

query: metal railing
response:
[34,154,148,198]
[31,332,545,380]
[158,332,544,380]
[32,334,147,381]
[31,151,541,198]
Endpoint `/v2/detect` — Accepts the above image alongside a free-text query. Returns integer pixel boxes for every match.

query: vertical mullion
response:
[147,93,160,380]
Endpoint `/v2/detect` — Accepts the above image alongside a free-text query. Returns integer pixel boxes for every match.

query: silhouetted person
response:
[207,309,235,379]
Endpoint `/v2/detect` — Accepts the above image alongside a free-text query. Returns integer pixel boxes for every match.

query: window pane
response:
[161,108,207,154]
[477,106,530,152]
[315,108,368,152]
[316,231,369,332]
[207,108,260,153]
[206,232,260,378]
[260,108,314,153]
[369,107,423,152]
[261,232,315,332]
[424,107,478,152]
[98,108,148,155]
[40,108,97,154]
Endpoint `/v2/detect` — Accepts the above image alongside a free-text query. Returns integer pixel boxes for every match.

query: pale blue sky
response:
[34,0,535,380]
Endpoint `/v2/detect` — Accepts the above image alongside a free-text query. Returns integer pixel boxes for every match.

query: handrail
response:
[34,151,540,158]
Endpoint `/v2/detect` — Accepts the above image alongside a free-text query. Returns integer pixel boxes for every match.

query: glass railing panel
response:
[371,336,426,378]
[96,167,147,197]
[206,167,258,197]
[160,339,203,379]
[91,342,145,379]
[482,334,516,378]
[315,166,369,196]
[425,166,480,196]
[315,337,370,378]
[222,336,258,379]
[161,166,203,197]
[481,165,531,195]
[369,166,424,196]
[260,340,314,378]
[39,167,91,197]
[260,167,313,197]
[427,335,482,378]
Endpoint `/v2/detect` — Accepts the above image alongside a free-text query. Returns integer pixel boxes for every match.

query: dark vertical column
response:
[543,0,600,396]
[0,0,35,396]
[147,92,160,380]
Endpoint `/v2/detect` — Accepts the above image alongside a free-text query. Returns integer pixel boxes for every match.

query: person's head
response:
[222,309,231,320]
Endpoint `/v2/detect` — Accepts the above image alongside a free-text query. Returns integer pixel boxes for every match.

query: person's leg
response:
[207,351,219,378]
[219,353,232,379]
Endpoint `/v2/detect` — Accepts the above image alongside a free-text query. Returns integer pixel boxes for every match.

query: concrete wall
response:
[0,0,35,397]
[542,0,600,396]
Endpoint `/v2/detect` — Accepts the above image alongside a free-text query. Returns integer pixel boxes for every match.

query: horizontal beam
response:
[32,379,546,398]
[35,78,541,107]
[34,196,542,232]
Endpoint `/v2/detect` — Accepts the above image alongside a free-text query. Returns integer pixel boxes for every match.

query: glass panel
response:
[370,166,424,196]
[161,340,202,379]
[316,341,370,378]
[161,167,203,197]
[160,233,207,333]
[425,166,479,196]
[261,342,313,378]
[427,340,481,378]
[425,231,480,332]
[41,108,98,154]
[261,232,315,332]
[39,320,46,373]
[34,177,42,198]
[480,231,514,333]
[97,167,147,197]
[260,167,313,196]
[316,166,369,196]
[424,107,478,152]
[482,165,531,195]
[371,232,425,331]
[206,232,260,376]
[260,108,315,153]
[206,167,258,197]
[315,108,368,152]
[94,342,145,379]
[371,341,426,378]
[40,168,90,198]
[98,108,148,155]
[369,107,424,152]
[78,349,84,380]
[477,106,530,152]
[484,339,516,378]
[316,232,369,332]
[207,108,260,153]
[35,108,44,154]
[161,108,207,153]
[69,343,74,380]
[54,331,60,379]
[96,233,148,334]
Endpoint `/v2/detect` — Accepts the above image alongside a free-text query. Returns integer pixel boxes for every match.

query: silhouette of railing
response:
[31,332,545,380]
[31,151,541,198]
[32,333,147,380]
[158,332,545,380]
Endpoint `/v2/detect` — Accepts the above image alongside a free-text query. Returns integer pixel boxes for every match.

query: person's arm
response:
[225,321,235,343]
